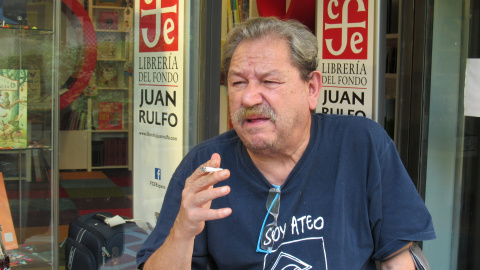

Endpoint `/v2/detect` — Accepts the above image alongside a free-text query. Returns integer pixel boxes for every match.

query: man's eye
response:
[264,80,278,85]
[233,81,245,86]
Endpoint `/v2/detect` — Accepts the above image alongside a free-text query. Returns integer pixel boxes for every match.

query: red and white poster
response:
[133,0,184,226]
[316,0,376,119]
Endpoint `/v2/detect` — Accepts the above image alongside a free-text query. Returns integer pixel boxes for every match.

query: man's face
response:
[227,37,317,154]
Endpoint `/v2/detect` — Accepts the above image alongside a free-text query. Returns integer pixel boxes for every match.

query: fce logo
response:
[322,0,368,59]
[139,0,179,52]
[155,168,162,180]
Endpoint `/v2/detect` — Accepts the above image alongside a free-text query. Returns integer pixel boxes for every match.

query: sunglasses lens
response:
[266,188,280,215]
[260,223,277,251]
[257,187,281,253]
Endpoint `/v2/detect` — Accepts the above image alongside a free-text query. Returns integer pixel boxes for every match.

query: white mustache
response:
[233,105,277,124]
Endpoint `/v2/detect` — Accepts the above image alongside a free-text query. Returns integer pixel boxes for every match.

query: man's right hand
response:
[143,153,231,270]
[173,153,232,239]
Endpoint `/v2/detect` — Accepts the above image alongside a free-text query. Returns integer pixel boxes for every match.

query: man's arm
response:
[380,242,415,270]
[143,154,232,270]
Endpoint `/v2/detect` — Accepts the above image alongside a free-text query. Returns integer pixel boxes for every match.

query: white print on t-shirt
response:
[291,215,324,235]
[262,215,325,247]
[263,237,328,270]
[271,251,312,270]
[261,215,328,270]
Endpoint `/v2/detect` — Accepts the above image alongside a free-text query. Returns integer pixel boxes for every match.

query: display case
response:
[59,0,133,171]
[0,0,57,268]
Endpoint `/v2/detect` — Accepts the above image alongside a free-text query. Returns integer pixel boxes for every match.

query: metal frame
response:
[184,0,221,151]
[395,0,432,197]
[53,0,61,268]
[201,0,222,141]
[373,0,387,125]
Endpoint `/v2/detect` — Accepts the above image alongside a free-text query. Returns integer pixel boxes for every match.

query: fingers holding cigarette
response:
[200,166,224,173]
[176,154,231,238]
[188,153,229,189]
[196,153,224,175]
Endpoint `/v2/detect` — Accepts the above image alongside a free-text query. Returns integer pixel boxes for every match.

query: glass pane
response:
[58,0,134,268]
[423,0,480,269]
[457,0,480,268]
[0,0,55,268]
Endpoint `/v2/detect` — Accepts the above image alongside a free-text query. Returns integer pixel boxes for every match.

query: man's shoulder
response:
[311,113,392,154]
[313,113,384,133]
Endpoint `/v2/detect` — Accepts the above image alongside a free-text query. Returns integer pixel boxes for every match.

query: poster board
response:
[464,58,480,117]
[315,0,376,119]
[133,0,185,225]
[0,172,18,250]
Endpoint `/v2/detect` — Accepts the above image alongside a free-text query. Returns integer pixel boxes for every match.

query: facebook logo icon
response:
[155,168,161,180]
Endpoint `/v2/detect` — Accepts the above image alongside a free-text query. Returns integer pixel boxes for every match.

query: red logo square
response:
[139,0,179,52]
[322,0,369,59]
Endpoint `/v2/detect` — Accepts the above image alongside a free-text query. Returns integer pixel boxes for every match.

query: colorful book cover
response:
[98,102,123,130]
[99,11,119,30]
[0,69,28,149]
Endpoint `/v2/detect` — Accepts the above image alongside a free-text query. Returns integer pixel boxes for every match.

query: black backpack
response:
[64,212,147,270]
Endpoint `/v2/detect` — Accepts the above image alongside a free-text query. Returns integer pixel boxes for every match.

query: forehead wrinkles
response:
[229,64,280,79]
[234,38,288,62]
[229,51,286,79]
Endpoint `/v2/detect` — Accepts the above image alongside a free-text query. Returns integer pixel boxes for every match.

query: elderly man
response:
[136,17,435,270]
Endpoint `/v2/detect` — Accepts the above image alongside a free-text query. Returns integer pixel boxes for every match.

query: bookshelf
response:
[60,0,133,171]
[220,0,258,133]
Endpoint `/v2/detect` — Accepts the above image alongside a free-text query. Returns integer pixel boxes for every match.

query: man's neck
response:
[248,130,311,186]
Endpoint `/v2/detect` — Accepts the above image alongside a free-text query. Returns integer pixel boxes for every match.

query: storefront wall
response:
[1,0,479,268]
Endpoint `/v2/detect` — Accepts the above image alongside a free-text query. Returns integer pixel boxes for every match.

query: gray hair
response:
[222,17,318,82]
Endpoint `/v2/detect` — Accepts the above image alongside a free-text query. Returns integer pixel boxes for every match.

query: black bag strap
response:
[93,214,109,223]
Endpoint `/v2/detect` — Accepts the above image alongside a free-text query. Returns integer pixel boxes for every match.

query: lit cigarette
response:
[200,167,224,173]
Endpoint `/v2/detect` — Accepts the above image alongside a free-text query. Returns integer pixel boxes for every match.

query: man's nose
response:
[242,82,263,108]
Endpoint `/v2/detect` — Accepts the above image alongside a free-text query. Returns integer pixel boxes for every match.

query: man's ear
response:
[307,71,322,111]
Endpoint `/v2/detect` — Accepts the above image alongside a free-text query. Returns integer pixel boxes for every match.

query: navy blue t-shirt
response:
[136,114,435,269]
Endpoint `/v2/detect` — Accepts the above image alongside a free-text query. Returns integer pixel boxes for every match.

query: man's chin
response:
[243,138,278,153]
